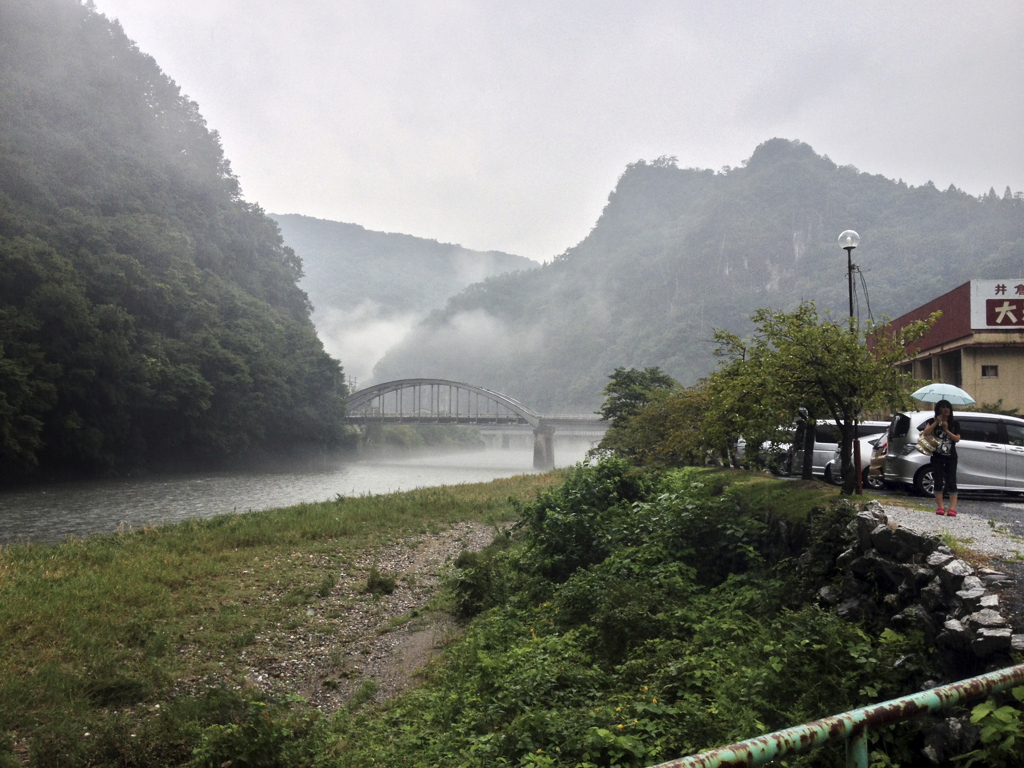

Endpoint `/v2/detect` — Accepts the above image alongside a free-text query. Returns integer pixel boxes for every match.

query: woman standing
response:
[922,399,961,516]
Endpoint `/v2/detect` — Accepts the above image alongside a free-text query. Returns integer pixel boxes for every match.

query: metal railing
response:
[652,664,1024,768]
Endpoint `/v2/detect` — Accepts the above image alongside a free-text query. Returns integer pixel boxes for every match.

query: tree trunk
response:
[840,420,857,496]
[801,420,815,480]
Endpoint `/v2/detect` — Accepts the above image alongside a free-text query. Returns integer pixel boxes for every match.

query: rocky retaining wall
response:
[800,500,1023,765]
[817,500,1022,661]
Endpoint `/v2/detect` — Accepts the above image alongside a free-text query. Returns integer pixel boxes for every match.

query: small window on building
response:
[982,365,999,379]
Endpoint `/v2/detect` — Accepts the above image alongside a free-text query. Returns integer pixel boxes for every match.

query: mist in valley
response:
[1,0,1021,482]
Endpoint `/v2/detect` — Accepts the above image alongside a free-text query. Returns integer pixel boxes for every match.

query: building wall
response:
[878,282,972,354]
[960,346,1024,412]
[881,282,1023,414]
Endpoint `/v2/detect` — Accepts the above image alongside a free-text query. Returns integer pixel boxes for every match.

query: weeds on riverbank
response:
[327,463,943,767]
[0,472,562,766]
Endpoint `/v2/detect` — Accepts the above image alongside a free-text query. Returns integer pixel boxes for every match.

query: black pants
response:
[931,455,958,495]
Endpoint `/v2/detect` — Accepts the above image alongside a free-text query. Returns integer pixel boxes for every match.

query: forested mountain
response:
[0,0,347,480]
[271,214,535,384]
[374,140,1024,412]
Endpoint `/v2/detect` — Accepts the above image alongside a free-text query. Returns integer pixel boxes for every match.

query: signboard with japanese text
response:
[971,280,1024,329]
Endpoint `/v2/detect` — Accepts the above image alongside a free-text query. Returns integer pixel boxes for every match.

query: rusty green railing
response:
[652,663,1024,768]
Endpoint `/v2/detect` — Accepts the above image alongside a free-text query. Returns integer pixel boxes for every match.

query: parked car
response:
[735,430,794,475]
[883,411,1024,495]
[868,430,888,484]
[825,433,886,490]
[792,420,889,480]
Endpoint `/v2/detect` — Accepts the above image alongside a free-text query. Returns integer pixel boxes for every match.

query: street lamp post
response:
[838,230,860,321]
[837,230,862,494]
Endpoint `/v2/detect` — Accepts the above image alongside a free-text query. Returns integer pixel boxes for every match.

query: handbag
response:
[916,432,940,456]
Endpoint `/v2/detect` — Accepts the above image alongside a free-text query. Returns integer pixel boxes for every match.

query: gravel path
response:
[254,520,501,711]
[878,500,1024,633]
[877,501,1024,559]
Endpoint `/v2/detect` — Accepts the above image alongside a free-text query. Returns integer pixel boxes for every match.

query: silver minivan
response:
[792,420,889,480]
[883,411,1024,495]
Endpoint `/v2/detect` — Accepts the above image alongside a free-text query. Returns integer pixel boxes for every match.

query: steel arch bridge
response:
[346,378,541,427]
[345,378,606,468]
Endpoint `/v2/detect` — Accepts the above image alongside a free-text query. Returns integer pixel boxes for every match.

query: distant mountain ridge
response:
[271,213,537,384]
[373,139,1024,411]
[272,214,536,314]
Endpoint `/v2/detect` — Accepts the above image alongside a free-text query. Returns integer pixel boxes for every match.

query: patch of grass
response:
[377,610,421,635]
[344,680,379,714]
[696,467,843,523]
[941,532,977,559]
[232,630,257,649]
[315,572,338,598]
[364,564,396,596]
[283,584,317,606]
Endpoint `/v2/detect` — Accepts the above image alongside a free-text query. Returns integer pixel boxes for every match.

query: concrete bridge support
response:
[533,425,555,470]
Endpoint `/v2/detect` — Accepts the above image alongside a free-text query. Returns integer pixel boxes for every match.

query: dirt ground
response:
[232,521,501,712]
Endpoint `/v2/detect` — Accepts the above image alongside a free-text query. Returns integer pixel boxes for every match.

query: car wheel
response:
[913,466,935,497]
[770,453,791,477]
[863,468,885,491]
[824,464,842,486]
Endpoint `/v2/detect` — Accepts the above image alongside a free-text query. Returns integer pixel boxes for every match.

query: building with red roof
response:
[881,280,1024,412]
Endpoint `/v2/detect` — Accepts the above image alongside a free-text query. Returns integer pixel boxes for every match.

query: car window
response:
[958,420,1001,443]
[815,425,842,443]
[892,414,910,438]
[1006,423,1024,447]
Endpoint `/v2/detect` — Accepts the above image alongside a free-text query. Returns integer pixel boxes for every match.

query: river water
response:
[0,440,593,546]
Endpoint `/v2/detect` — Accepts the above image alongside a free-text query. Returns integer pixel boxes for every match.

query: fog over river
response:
[0,439,593,546]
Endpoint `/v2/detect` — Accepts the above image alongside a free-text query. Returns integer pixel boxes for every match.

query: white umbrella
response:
[910,383,976,406]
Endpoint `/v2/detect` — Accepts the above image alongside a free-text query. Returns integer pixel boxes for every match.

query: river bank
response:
[0,441,596,546]
[0,472,563,766]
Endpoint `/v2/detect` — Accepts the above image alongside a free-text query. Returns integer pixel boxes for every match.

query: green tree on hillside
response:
[0,0,349,480]
[703,303,936,494]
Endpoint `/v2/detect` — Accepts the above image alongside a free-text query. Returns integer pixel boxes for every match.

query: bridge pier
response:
[532,425,555,470]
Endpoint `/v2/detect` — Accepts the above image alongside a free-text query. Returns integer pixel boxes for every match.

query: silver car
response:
[825,434,886,490]
[883,411,1024,495]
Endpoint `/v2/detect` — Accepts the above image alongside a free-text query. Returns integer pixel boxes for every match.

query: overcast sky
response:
[92,0,1023,262]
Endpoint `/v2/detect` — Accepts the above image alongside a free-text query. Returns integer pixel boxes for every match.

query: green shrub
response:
[955,687,1024,767]
[323,461,941,767]
[801,499,859,582]
[364,564,396,596]
[189,697,324,768]
[448,530,526,618]
[520,459,653,582]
